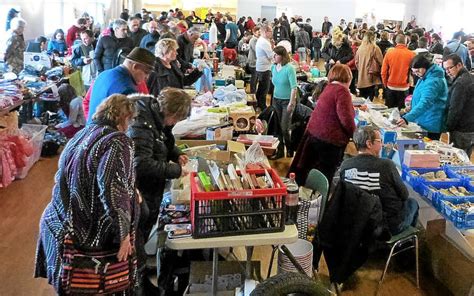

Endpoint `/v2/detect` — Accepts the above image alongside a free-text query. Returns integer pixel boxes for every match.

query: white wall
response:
[238,0,421,31]
[238,0,356,31]
[0,0,46,41]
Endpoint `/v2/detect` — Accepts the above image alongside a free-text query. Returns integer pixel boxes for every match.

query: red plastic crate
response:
[190,168,287,238]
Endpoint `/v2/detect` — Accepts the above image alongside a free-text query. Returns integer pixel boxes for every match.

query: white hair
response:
[154,38,178,59]
[187,26,201,35]
[112,18,128,31]
[10,17,26,30]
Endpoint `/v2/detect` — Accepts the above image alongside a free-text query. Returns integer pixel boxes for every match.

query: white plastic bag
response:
[244,142,270,168]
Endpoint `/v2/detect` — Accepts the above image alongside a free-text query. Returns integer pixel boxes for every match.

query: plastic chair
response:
[376,226,420,295]
[305,169,329,224]
[266,169,329,278]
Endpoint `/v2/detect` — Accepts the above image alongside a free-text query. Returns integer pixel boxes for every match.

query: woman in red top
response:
[289,64,356,186]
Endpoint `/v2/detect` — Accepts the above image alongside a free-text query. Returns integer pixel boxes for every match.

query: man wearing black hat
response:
[86,47,155,122]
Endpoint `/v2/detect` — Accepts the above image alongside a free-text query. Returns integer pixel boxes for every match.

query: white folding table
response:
[166,224,298,295]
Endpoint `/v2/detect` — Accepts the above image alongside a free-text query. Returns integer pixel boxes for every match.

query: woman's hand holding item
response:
[178,154,189,166]
[255,119,265,134]
[396,117,408,127]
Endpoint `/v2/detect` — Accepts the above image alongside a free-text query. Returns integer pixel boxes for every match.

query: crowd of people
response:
[1,6,472,295]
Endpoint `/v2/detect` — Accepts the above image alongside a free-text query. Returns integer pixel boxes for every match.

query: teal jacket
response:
[404,64,448,133]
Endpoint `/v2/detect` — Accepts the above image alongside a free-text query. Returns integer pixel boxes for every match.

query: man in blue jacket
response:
[87,47,155,122]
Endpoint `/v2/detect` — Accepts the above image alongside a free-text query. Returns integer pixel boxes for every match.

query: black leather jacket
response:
[127,96,183,209]
[94,31,134,73]
[147,58,202,96]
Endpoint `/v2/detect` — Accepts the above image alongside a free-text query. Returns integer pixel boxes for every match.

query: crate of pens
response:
[190,168,287,238]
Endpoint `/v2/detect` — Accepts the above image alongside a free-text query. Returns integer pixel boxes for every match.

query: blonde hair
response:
[155,38,179,59]
[332,28,345,48]
[158,88,192,120]
[92,94,137,126]
[362,30,376,46]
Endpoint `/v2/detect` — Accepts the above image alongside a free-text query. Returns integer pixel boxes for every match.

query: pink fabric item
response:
[0,134,35,187]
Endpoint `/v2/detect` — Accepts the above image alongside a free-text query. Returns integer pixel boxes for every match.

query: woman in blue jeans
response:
[270,45,298,159]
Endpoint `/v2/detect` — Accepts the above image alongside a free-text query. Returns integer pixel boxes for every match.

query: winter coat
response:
[47,40,68,56]
[177,34,196,71]
[4,30,25,74]
[71,43,97,86]
[355,43,383,88]
[295,30,310,49]
[273,26,290,43]
[34,124,138,292]
[94,31,134,73]
[403,64,448,133]
[306,83,356,147]
[129,28,148,47]
[376,40,393,56]
[146,58,202,96]
[445,40,472,70]
[127,96,183,214]
[139,32,160,52]
[446,68,474,132]
[313,181,385,284]
[321,41,353,72]
[429,41,443,55]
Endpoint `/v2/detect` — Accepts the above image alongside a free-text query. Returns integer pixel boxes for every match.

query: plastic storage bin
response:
[401,165,445,193]
[16,124,47,179]
[439,200,474,229]
[445,165,474,186]
[190,168,286,238]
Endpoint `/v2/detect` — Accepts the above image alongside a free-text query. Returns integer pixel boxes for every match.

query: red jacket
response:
[66,25,83,48]
[306,83,356,147]
[245,19,256,31]
[83,80,149,120]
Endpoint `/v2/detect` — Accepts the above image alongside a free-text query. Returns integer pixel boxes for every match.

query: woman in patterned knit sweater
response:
[34,94,140,294]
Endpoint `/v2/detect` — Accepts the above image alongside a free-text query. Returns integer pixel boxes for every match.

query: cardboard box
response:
[185,261,260,295]
[177,140,230,162]
[229,107,256,132]
[206,124,234,141]
[403,150,440,168]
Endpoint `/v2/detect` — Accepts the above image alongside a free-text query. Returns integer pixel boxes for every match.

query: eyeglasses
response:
[372,139,382,143]
[445,64,457,72]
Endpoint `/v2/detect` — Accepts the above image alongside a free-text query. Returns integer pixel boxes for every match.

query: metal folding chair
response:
[376,226,420,295]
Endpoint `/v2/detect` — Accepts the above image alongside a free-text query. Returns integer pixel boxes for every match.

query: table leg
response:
[245,246,254,279]
[212,247,218,296]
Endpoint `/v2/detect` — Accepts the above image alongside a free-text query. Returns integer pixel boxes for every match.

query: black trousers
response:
[385,88,408,109]
[358,86,376,100]
[248,66,257,94]
[255,70,271,110]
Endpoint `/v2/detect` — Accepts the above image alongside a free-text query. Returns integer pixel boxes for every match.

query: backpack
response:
[443,42,461,58]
